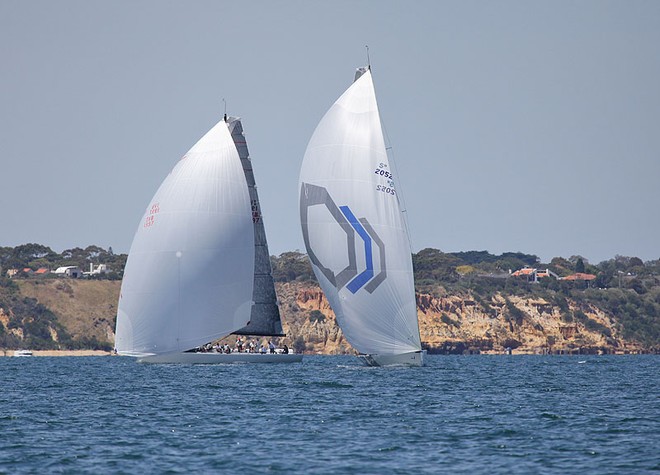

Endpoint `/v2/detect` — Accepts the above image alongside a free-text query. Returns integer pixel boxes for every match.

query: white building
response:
[84,263,109,276]
[53,266,83,278]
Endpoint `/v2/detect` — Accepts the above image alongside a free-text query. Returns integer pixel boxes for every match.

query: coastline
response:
[1,349,114,357]
[2,349,653,357]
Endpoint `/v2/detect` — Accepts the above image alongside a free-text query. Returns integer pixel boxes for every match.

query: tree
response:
[292,336,306,354]
[575,258,585,274]
[549,257,573,276]
[5,243,57,269]
[271,251,315,282]
[309,310,325,323]
[412,248,461,285]
[629,278,647,295]
[629,257,644,269]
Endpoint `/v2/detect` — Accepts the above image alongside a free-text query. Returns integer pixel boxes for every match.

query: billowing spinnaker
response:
[299,69,421,356]
[116,120,254,356]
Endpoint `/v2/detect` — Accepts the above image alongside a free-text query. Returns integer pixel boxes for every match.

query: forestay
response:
[115,120,255,357]
[299,68,422,356]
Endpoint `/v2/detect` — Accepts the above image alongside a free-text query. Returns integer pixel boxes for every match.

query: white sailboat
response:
[299,66,425,367]
[115,114,301,364]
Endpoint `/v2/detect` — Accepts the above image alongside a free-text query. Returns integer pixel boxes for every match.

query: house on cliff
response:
[53,266,83,278]
[511,266,598,286]
[510,266,560,283]
[83,263,109,276]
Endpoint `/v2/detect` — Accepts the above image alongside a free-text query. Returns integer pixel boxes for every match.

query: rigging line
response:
[381,118,414,252]
[176,251,182,351]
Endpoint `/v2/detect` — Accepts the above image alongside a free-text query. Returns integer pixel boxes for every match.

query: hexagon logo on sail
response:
[300,183,386,294]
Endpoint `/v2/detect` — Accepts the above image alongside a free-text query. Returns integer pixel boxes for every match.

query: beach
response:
[1,349,113,357]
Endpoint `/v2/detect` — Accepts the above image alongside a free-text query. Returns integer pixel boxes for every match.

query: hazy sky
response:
[2,1,659,264]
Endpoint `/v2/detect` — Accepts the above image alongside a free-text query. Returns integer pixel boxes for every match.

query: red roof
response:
[512,268,536,276]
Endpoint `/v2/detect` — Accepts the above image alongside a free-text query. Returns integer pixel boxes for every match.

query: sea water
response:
[1,355,658,474]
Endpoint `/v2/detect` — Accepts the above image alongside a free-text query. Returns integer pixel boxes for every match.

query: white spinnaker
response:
[116,120,254,357]
[299,69,421,356]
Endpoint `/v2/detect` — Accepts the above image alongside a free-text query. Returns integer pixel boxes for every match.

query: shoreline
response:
[1,349,655,357]
[1,349,114,357]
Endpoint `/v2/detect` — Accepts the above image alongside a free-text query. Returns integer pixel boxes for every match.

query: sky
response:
[1,0,659,265]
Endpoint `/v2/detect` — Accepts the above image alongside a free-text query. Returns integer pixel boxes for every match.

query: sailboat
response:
[299,66,425,366]
[115,114,302,364]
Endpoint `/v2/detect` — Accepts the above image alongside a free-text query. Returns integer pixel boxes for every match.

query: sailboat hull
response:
[358,350,426,367]
[137,352,303,364]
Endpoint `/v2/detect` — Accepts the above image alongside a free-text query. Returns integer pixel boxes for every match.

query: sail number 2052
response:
[374,168,393,179]
[376,184,396,195]
[374,163,395,195]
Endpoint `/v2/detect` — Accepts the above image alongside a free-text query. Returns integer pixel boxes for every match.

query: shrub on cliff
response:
[270,252,315,283]
[292,336,306,353]
[309,310,325,323]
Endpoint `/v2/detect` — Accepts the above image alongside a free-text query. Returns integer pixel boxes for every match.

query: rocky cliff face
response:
[276,282,644,355]
[276,283,353,354]
[1,280,645,354]
[11,280,120,345]
[414,292,635,354]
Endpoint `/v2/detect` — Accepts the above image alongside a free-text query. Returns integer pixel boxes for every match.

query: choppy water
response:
[1,355,658,474]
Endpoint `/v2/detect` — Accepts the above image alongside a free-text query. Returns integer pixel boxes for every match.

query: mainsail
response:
[115,120,255,357]
[299,67,422,357]
[227,117,284,336]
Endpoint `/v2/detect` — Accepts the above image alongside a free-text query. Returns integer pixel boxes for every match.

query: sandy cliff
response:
[277,282,643,355]
[2,280,646,354]
[16,280,120,344]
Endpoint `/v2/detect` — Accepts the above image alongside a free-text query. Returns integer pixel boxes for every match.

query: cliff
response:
[0,280,649,354]
[18,280,120,344]
[0,280,120,350]
[278,282,644,355]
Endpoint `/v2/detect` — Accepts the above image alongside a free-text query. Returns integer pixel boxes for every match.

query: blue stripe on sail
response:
[340,206,373,293]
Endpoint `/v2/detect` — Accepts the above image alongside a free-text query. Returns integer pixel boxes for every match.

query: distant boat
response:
[299,66,425,366]
[115,114,301,364]
[14,349,33,357]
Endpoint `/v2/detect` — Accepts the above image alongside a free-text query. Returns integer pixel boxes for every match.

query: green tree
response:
[292,336,306,353]
[549,257,573,276]
[629,278,646,295]
[412,248,461,286]
[4,244,57,269]
[629,257,644,268]
[309,310,325,323]
[271,251,315,282]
